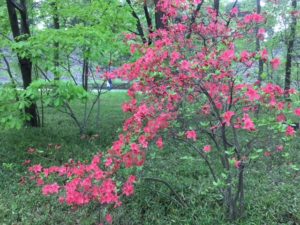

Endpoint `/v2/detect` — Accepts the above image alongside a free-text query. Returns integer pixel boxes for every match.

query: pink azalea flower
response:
[240,51,250,63]
[203,145,212,153]
[260,49,268,62]
[244,13,265,24]
[122,182,134,196]
[220,49,235,63]
[223,111,235,126]
[105,158,113,167]
[106,214,113,224]
[186,130,197,141]
[276,145,284,152]
[42,183,60,196]
[156,137,164,149]
[276,113,287,122]
[28,164,43,174]
[286,126,295,136]
[294,108,300,117]
[246,87,260,101]
[270,58,281,70]
[257,28,265,40]
[242,114,256,131]
[130,143,140,155]
[231,7,239,16]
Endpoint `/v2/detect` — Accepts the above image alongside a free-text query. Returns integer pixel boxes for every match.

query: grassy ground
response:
[0,92,300,225]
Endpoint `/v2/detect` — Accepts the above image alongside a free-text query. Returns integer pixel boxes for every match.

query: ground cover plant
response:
[0,93,300,225]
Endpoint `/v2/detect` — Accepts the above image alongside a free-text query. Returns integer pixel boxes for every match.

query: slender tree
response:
[51,0,60,80]
[126,0,147,43]
[214,0,220,16]
[6,0,39,127]
[143,0,153,45]
[255,0,264,82]
[284,0,297,94]
[153,0,165,29]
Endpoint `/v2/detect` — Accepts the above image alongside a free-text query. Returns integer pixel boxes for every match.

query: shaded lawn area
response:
[0,92,300,225]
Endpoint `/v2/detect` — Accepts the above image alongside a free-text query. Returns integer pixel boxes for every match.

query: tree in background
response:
[0,0,134,131]
[5,0,39,127]
[285,0,298,94]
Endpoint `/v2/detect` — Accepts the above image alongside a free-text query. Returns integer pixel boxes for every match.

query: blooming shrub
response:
[29,0,300,223]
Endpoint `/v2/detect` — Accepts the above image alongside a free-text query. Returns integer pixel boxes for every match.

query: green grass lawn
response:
[0,92,300,225]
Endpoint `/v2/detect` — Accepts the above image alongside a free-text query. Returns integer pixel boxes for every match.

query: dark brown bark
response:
[284,0,297,94]
[82,58,89,91]
[214,0,220,16]
[153,0,165,29]
[255,0,264,81]
[52,0,60,80]
[126,0,147,43]
[255,0,264,82]
[143,0,153,45]
[187,0,205,39]
[6,0,39,127]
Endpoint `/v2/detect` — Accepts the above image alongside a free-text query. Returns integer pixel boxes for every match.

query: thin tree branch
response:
[142,177,187,208]
[186,0,205,39]
[126,0,147,43]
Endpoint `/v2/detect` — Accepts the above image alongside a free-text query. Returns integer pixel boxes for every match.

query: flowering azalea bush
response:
[28,0,300,223]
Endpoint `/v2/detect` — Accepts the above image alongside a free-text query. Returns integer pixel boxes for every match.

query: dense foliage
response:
[24,0,300,224]
[1,0,300,224]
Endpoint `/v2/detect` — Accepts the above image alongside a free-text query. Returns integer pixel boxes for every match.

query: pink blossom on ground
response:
[156,137,164,149]
[22,159,31,166]
[276,145,284,152]
[106,214,113,224]
[42,183,60,196]
[122,182,134,196]
[203,145,212,153]
[28,164,42,174]
[36,178,44,186]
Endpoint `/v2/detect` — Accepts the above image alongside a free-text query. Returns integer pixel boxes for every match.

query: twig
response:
[142,177,187,208]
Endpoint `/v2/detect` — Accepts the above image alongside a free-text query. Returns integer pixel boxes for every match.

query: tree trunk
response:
[153,0,165,29]
[6,0,39,127]
[284,0,297,94]
[214,0,220,16]
[82,58,89,91]
[223,167,245,221]
[143,0,153,45]
[255,0,264,82]
[126,0,147,43]
[52,0,60,80]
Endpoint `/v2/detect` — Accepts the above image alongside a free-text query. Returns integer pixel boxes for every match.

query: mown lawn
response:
[0,92,300,225]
